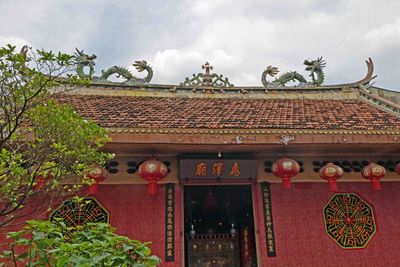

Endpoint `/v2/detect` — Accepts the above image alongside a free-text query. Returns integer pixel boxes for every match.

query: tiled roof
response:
[57,95,400,130]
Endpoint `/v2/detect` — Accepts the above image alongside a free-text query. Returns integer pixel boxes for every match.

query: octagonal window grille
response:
[323,193,376,249]
[50,197,109,227]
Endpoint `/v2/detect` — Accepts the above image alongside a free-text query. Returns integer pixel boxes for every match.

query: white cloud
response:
[0,0,107,52]
[364,18,400,47]
[0,36,31,49]
[147,0,400,88]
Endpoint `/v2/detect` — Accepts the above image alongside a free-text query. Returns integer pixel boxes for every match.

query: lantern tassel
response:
[88,183,98,195]
[282,177,291,189]
[148,180,158,195]
[371,179,381,190]
[328,179,338,192]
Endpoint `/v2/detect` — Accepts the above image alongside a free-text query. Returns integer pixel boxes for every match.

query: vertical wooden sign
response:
[165,183,175,261]
[261,182,276,257]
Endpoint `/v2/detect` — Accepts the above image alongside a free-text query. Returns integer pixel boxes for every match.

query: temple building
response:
[6,54,400,266]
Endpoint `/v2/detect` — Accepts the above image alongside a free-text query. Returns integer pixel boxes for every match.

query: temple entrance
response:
[184,185,257,267]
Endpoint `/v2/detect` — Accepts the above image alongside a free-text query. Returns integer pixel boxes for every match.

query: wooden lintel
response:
[108,132,400,145]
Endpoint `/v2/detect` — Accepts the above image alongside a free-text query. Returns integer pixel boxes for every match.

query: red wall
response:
[2,182,400,267]
[256,182,400,267]
[96,184,183,267]
[0,184,183,267]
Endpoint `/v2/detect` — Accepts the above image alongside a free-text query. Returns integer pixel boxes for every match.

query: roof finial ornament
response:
[181,62,234,88]
[202,62,213,86]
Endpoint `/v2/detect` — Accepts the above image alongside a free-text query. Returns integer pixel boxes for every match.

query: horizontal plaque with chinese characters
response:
[179,159,257,179]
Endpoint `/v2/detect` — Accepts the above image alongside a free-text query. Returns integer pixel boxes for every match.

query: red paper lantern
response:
[272,158,300,189]
[87,165,107,195]
[319,162,343,192]
[361,163,386,190]
[204,189,217,212]
[33,172,53,191]
[34,175,47,191]
[138,158,169,195]
[395,162,400,175]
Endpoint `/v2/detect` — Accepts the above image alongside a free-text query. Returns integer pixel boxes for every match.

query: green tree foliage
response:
[0,44,111,227]
[0,220,160,266]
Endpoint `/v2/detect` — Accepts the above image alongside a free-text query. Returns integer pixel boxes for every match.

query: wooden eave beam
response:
[108,131,400,145]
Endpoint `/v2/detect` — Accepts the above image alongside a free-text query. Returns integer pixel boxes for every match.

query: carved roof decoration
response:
[74,48,153,85]
[180,62,234,89]
[72,50,377,91]
[261,57,326,87]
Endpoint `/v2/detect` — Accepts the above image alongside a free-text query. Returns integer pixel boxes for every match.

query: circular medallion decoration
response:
[323,193,376,249]
[50,197,109,227]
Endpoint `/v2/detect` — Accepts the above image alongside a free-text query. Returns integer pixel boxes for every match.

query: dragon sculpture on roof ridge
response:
[261,57,326,87]
[74,48,97,79]
[99,60,153,85]
[73,48,153,85]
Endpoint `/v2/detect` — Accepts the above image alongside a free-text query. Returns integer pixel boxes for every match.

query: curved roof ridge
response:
[358,85,400,117]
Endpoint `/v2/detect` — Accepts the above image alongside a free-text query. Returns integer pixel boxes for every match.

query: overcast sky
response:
[1,0,400,90]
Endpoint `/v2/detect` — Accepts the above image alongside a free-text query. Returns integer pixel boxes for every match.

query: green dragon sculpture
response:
[99,60,153,85]
[261,57,326,87]
[74,48,97,79]
[304,57,326,86]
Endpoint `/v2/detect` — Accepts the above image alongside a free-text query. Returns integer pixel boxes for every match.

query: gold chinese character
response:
[230,162,240,176]
[283,161,293,170]
[213,162,224,177]
[372,166,384,176]
[195,162,207,176]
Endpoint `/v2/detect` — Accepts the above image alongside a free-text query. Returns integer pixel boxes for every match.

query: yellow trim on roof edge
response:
[106,127,400,135]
